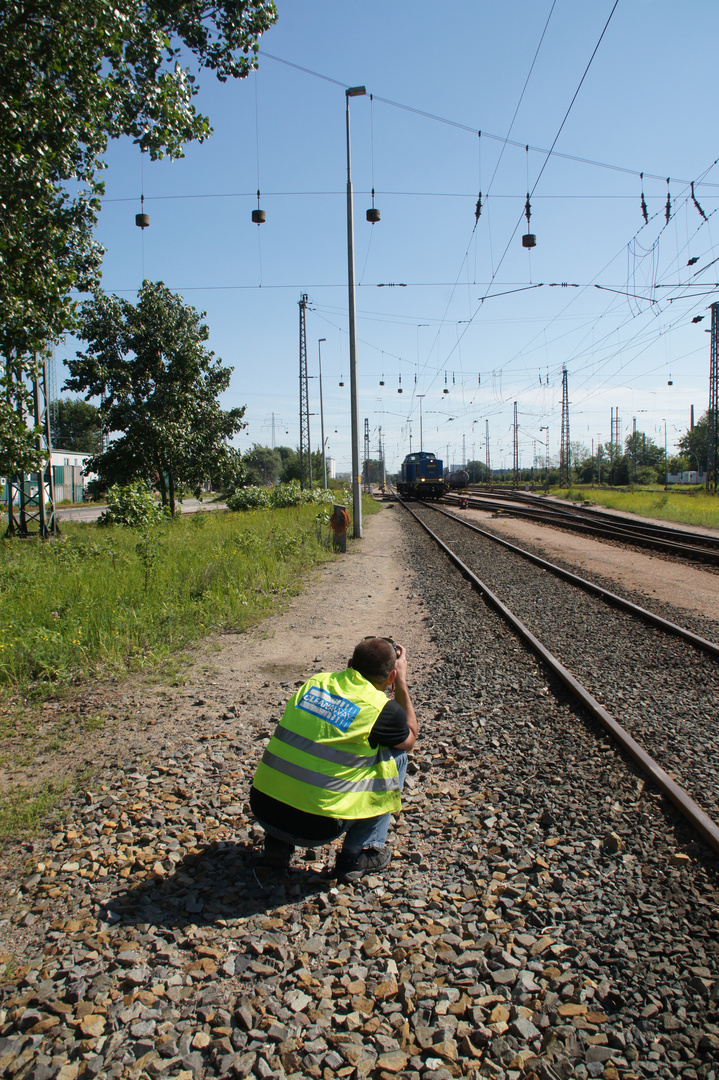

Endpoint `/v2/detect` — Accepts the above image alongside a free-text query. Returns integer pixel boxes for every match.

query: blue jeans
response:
[341,749,407,855]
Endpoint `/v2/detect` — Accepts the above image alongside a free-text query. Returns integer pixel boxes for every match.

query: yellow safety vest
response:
[252,668,402,819]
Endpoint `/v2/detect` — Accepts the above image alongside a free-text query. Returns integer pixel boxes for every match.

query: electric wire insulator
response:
[252,189,265,224]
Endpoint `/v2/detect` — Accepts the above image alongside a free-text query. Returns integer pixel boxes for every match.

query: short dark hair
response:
[349,638,396,682]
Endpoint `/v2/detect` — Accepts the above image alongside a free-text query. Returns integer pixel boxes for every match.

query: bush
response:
[98,481,163,528]
[226,482,345,512]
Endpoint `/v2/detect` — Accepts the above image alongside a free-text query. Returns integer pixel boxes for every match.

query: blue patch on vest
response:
[296,687,361,732]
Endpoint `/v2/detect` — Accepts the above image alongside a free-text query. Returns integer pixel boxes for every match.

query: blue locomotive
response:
[397,451,446,499]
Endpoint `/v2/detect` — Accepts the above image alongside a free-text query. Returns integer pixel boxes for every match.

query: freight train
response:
[396,451,446,499]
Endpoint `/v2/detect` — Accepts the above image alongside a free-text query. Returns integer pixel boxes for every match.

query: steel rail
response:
[423,503,719,658]
[399,496,719,857]
[460,488,719,552]
[446,492,719,565]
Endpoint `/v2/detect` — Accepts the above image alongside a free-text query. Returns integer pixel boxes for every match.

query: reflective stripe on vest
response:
[272,725,374,769]
[252,668,402,819]
[262,750,401,793]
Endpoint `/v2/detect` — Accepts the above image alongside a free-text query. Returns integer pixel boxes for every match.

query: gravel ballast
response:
[1,505,718,1080]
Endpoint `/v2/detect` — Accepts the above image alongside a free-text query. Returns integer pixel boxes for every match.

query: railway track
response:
[444,488,719,567]
[399,495,719,855]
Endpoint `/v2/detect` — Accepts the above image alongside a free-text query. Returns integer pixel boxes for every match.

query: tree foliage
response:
[277,447,325,484]
[678,412,710,471]
[242,444,284,486]
[65,280,246,514]
[0,0,276,469]
[50,397,102,454]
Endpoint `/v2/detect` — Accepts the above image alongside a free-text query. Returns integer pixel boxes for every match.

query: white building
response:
[51,450,91,502]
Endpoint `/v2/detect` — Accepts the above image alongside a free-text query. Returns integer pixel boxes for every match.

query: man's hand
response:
[393,642,408,686]
[390,643,417,751]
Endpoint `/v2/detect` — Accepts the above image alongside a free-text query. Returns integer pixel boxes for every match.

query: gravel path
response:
[1,505,718,1080]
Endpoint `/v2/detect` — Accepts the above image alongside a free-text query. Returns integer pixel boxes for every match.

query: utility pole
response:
[540,425,549,490]
[597,434,602,487]
[632,416,637,491]
[364,417,370,490]
[708,301,718,492]
[378,426,385,489]
[318,339,327,488]
[512,401,519,488]
[485,419,491,486]
[610,406,621,484]
[559,366,570,487]
[298,294,311,490]
[345,86,366,538]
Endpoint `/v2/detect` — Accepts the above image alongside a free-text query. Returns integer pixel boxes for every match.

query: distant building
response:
[1,450,91,505]
[326,456,336,480]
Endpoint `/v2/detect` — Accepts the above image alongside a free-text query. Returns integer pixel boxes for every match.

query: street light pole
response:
[540,426,549,490]
[346,86,366,539]
[318,338,327,489]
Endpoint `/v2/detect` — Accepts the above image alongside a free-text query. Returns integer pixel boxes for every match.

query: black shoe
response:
[260,836,295,869]
[335,845,392,882]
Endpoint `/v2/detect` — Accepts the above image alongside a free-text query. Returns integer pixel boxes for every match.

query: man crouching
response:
[250,636,417,882]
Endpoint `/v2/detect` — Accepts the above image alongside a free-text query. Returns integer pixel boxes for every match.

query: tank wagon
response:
[448,469,470,491]
[397,451,446,499]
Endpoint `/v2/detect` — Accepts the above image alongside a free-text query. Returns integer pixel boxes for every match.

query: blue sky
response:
[60,1,719,473]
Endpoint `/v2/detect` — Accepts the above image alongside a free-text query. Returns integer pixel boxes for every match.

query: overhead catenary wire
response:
[257,44,719,189]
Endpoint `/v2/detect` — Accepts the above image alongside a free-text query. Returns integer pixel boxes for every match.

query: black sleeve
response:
[368,699,409,748]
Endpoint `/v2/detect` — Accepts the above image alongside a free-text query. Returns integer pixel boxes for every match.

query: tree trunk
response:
[154,455,167,506]
[168,470,175,517]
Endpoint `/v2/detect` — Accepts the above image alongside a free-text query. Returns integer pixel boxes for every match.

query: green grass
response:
[0,778,71,839]
[1,497,379,698]
[550,486,719,529]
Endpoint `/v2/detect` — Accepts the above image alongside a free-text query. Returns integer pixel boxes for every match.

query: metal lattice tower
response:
[512,401,519,487]
[378,426,385,488]
[709,302,719,492]
[364,417,370,489]
[298,294,312,490]
[6,355,59,538]
[559,366,570,487]
[485,419,491,484]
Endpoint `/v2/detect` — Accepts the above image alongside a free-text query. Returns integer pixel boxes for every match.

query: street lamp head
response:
[346,86,367,97]
[318,337,326,343]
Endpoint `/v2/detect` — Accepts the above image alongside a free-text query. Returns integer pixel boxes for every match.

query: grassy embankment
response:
[0,495,381,838]
[551,487,719,530]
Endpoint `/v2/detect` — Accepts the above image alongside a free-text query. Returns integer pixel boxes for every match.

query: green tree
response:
[678,412,709,473]
[278,447,324,484]
[0,0,276,472]
[65,280,246,514]
[363,459,385,485]
[243,444,283,486]
[50,398,103,454]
